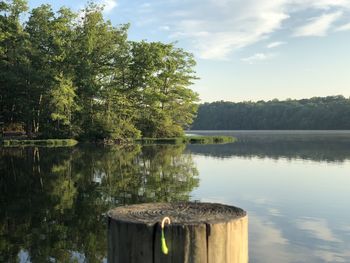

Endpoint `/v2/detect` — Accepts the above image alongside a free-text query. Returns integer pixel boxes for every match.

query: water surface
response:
[1,131,350,262]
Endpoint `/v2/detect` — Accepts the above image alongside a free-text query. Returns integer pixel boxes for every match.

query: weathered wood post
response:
[108,202,248,263]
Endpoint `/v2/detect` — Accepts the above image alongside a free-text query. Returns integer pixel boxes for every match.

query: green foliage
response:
[0,0,31,131]
[192,96,350,130]
[128,41,199,137]
[0,1,199,141]
[48,74,80,137]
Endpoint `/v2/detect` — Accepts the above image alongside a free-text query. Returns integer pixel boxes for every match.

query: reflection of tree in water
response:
[0,145,199,262]
[187,138,350,162]
[119,145,199,204]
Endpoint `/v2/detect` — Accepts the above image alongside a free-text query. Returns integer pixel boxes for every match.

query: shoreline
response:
[1,136,235,147]
[1,139,78,147]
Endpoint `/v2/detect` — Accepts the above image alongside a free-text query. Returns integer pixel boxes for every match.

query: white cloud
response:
[314,250,347,262]
[267,41,286,48]
[100,0,118,13]
[296,217,341,242]
[174,1,290,59]
[159,25,170,31]
[249,213,293,263]
[140,3,151,8]
[241,53,274,64]
[336,22,350,31]
[268,208,283,216]
[293,11,343,37]
[138,3,152,13]
[123,0,350,59]
[290,0,350,10]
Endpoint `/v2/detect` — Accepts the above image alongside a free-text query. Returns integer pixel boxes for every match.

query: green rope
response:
[161,228,168,254]
[161,217,171,255]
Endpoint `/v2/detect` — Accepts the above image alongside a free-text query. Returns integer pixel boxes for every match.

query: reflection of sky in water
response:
[191,155,350,263]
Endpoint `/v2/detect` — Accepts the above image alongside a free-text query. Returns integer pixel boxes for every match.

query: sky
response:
[28,0,350,102]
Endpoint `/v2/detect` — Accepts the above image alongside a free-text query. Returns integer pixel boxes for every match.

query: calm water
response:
[1,131,350,262]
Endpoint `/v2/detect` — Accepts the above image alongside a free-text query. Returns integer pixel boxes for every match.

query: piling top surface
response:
[108,202,246,225]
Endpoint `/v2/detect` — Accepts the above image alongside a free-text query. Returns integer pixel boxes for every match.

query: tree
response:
[48,74,79,137]
[72,4,141,140]
[0,0,29,130]
[128,41,199,137]
[1,1,199,140]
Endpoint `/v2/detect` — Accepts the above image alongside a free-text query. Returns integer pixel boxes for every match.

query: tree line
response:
[191,96,350,130]
[0,0,199,140]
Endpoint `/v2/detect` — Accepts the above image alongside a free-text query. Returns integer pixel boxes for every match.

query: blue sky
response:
[28,0,350,102]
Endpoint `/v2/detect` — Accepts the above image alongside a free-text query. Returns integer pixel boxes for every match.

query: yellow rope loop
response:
[161,216,171,229]
[161,216,171,255]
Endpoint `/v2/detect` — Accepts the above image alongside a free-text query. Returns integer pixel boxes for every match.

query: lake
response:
[1,131,350,262]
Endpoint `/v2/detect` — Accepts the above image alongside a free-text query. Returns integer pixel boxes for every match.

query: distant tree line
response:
[0,0,198,140]
[191,96,350,130]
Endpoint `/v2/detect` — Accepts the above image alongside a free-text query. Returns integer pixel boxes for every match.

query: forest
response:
[191,96,350,130]
[0,0,199,140]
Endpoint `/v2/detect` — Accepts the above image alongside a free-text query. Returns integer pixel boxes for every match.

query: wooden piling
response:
[108,202,248,263]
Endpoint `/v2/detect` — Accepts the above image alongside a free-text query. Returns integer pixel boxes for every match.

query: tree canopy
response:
[0,0,199,140]
[191,96,350,130]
